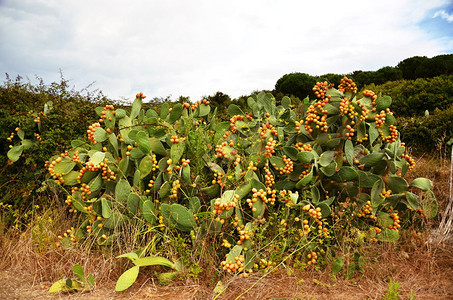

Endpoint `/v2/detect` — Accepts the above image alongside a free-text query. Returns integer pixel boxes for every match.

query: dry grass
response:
[1,156,452,299]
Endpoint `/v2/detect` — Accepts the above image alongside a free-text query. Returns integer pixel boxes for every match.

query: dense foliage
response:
[8,77,432,287]
[0,75,115,224]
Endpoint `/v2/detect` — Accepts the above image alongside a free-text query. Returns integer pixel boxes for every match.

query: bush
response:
[362,75,453,117]
[31,77,436,284]
[397,104,453,155]
[0,75,115,225]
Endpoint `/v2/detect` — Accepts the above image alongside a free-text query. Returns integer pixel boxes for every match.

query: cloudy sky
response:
[1,0,452,102]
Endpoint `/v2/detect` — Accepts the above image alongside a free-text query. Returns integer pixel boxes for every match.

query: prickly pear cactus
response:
[47,80,436,276]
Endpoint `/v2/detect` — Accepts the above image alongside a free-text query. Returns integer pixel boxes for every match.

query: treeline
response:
[274,54,453,101]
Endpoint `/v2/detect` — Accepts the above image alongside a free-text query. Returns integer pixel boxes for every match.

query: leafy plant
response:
[382,279,401,300]
[40,77,436,280]
[48,264,95,293]
[115,252,179,291]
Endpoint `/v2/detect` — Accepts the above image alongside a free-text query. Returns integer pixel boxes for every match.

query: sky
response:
[0,0,452,102]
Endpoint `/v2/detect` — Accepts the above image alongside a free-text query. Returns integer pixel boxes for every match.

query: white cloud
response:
[0,0,451,101]
[433,10,453,22]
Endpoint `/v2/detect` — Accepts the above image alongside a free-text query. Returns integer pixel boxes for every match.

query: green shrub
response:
[363,75,453,117]
[397,104,453,154]
[0,75,115,225]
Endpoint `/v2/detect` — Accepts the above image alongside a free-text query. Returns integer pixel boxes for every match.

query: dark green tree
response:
[374,66,403,85]
[317,73,344,86]
[275,73,317,99]
[397,56,429,80]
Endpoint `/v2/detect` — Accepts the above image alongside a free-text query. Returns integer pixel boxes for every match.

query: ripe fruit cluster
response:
[274,155,293,175]
[220,255,245,273]
[388,213,401,231]
[87,123,101,144]
[264,137,277,157]
[259,123,277,139]
[338,76,358,94]
[313,81,334,99]
[213,195,238,217]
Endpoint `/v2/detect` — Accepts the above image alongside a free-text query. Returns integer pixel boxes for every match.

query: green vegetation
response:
[0,55,450,295]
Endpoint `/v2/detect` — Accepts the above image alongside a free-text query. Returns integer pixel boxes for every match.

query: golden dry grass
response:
[1,156,452,299]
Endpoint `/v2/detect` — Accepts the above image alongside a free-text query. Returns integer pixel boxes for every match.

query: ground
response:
[1,238,452,300]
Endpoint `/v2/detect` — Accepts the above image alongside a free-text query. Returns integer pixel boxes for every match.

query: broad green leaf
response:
[296,167,313,188]
[101,198,112,218]
[332,257,344,275]
[90,151,105,166]
[142,200,156,224]
[93,127,108,143]
[104,213,128,229]
[88,174,102,194]
[283,146,299,161]
[115,179,131,203]
[139,155,154,179]
[171,142,185,163]
[168,103,183,124]
[281,96,291,109]
[359,153,385,167]
[135,131,151,154]
[7,145,23,162]
[115,108,127,119]
[227,104,244,117]
[198,103,211,117]
[160,102,170,119]
[405,192,420,210]
[159,181,171,198]
[376,229,400,242]
[316,202,331,218]
[127,193,140,215]
[386,175,408,193]
[21,139,33,149]
[170,203,196,231]
[73,264,85,281]
[410,178,433,191]
[182,165,191,185]
[318,151,336,167]
[376,95,392,111]
[109,133,119,156]
[62,171,79,185]
[269,156,285,169]
[371,178,385,207]
[130,97,142,120]
[368,123,379,145]
[225,245,243,263]
[298,151,314,164]
[338,166,358,181]
[344,139,354,166]
[117,252,139,261]
[71,140,85,148]
[149,137,166,156]
[133,256,175,269]
[320,161,337,176]
[115,265,140,292]
[53,159,76,176]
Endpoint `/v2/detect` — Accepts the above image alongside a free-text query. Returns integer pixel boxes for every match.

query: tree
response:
[317,73,344,86]
[374,66,403,85]
[350,70,376,88]
[275,73,317,99]
[397,56,429,80]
